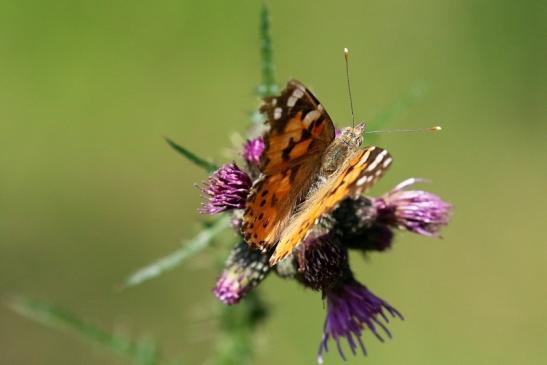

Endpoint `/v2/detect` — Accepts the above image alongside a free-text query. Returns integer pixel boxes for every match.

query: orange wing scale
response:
[242,170,293,249]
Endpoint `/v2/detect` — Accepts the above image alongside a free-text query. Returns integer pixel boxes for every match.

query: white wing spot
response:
[287,96,298,107]
[271,98,277,106]
[287,88,304,107]
[303,110,320,126]
[383,157,392,168]
[368,150,388,170]
[274,107,282,120]
[293,88,304,98]
[356,175,373,186]
[358,148,373,166]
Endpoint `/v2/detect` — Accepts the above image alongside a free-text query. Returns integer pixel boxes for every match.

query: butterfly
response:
[241,79,392,266]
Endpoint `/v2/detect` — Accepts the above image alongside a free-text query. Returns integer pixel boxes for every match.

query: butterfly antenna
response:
[366,126,443,134]
[344,48,356,128]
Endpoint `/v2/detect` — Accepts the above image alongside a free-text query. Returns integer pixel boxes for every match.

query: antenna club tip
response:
[431,125,442,131]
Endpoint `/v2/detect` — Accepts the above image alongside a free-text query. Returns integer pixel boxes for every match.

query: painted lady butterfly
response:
[242,80,392,265]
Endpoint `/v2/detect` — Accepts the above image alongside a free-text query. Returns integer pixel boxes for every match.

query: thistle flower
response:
[242,137,265,166]
[329,197,395,252]
[199,163,252,215]
[345,224,395,252]
[140,6,455,365]
[294,234,349,291]
[373,178,452,236]
[318,277,403,364]
[214,242,270,305]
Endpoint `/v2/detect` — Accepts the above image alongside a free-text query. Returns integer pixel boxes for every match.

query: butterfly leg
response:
[296,245,306,273]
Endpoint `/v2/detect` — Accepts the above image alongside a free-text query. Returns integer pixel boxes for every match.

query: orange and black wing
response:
[241,80,336,251]
[269,146,393,265]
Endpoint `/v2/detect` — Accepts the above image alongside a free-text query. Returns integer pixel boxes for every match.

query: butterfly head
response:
[337,122,365,147]
[321,123,365,175]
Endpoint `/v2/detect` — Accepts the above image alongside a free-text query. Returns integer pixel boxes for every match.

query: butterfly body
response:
[319,124,364,176]
[241,80,393,265]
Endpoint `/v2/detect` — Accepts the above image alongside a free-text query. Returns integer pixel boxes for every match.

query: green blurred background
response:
[1,0,546,364]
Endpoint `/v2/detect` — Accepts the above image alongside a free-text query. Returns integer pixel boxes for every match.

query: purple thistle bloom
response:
[295,234,349,291]
[318,277,403,364]
[242,137,265,166]
[214,242,270,305]
[373,178,452,236]
[199,163,252,215]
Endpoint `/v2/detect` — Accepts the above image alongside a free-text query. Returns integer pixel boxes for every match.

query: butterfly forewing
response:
[269,146,393,265]
[241,80,336,251]
[259,79,335,173]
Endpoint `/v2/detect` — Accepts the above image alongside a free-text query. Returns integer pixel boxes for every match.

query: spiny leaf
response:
[256,3,278,98]
[6,296,163,365]
[165,137,218,173]
[121,215,231,289]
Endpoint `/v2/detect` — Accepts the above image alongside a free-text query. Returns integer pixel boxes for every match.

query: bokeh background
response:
[1,1,546,364]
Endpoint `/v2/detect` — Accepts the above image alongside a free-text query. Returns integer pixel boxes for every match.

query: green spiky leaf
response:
[6,296,166,365]
[165,137,218,173]
[121,215,231,289]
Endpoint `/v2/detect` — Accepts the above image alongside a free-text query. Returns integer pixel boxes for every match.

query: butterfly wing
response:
[269,146,393,265]
[241,80,336,251]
